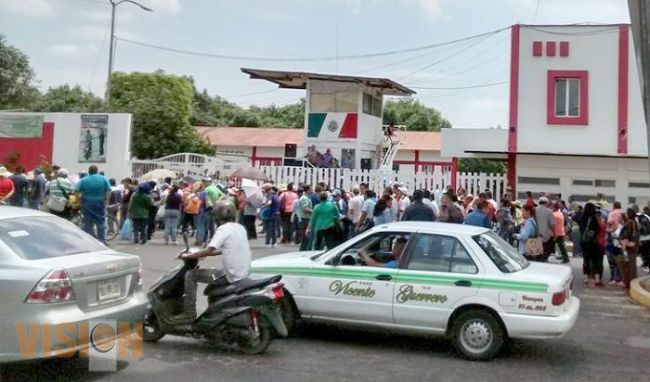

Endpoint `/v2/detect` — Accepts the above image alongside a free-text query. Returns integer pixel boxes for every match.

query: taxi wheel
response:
[450,310,504,361]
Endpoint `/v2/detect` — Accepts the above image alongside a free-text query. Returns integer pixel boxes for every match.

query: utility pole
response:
[105,0,152,105]
[628,0,650,193]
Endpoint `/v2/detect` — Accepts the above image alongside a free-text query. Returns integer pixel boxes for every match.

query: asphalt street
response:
[2,233,650,382]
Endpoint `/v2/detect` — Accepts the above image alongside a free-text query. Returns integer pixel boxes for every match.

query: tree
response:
[0,35,38,109]
[30,84,104,113]
[110,70,213,159]
[458,158,506,174]
[383,99,451,131]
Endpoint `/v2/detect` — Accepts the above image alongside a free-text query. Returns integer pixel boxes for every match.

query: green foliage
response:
[458,158,506,174]
[191,87,305,128]
[110,70,213,159]
[383,99,451,131]
[29,84,104,113]
[0,35,38,109]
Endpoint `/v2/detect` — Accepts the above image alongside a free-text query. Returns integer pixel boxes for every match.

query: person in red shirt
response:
[0,167,15,204]
[525,191,536,208]
[478,192,496,221]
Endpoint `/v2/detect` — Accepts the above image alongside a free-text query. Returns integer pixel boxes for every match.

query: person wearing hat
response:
[0,166,15,205]
[535,196,556,262]
[46,168,74,217]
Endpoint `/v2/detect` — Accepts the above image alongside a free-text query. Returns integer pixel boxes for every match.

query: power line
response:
[223,89,279,99]
[410,81,508,90]
[113,26,510,62]
[394,33,496,81]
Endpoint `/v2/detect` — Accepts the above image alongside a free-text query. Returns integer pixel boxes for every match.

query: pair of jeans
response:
[243,214,257,239]
[164,209,181,244]
[82,200,106,244]
[183,269,229,316]
[607,247,623,282]
[281,212,293,242]
[554,236,569,261]
[132,218,148,244]
[195,212,209,245]
[298,218,311,251]
[147,206,158,240]
[264,218,277,245]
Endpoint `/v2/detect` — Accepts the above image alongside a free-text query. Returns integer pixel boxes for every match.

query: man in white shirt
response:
[173,203,251,322]
[397,186,411,220]
[348,186,364,236]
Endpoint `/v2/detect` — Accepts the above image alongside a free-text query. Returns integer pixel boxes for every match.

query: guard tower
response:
[241,68,415,169]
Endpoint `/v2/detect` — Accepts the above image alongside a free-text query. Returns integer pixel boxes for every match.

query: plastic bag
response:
[120,218,133,241]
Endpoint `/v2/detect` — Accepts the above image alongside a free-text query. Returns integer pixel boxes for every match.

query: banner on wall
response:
[78,115,108,163]
[0,115,44,138]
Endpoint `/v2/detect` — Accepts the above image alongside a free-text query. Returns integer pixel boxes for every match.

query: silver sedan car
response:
[0,207,148,362]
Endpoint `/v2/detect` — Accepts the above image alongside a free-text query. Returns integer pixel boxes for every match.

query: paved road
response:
[2,234,650,382]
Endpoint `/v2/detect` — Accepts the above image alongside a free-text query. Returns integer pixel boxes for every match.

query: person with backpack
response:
[580,203,604,287]
[617,208,642,289]
[181,182,201,237]
[162,184,183,245]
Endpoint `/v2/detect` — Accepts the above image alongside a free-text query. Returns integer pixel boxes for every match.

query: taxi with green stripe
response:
[252,221,580,361]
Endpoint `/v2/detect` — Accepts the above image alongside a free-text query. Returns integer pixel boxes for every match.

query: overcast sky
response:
[0,0,631,128]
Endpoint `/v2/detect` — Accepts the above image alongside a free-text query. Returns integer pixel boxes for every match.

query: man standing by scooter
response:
[172,203,251,323]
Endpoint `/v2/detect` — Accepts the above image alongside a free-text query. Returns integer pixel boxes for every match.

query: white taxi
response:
[251,222,580,361]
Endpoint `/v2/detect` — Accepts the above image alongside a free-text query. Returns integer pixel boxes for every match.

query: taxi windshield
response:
[472,231,529,273]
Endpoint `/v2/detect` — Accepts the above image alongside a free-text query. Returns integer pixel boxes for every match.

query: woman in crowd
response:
[439,193,464,223]
[617,208,641,289]
[307,192,340,250]
[496,199,516,245]
[463,194,475,216]
[580,203,604,287]
[262,186,280,248]
[163,184,182,245]
[128,182,153,245]
[515,205,537,257]
[373,194,394,226]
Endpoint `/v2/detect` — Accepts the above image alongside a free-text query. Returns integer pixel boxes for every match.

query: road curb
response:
[630,276,650,309]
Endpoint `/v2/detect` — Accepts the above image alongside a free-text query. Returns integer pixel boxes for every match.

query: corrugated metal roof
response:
[196,126,441,151]
[241,68,416,96]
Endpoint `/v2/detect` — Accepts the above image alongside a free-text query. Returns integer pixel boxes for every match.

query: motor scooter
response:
[143,235,287,354]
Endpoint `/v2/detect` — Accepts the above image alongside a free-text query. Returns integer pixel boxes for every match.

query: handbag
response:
[581,217,596,243]
[47,180,69,212]
[524,220,544,257]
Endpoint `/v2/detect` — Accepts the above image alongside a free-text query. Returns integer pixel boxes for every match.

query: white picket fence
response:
[258,165,507,202]
[130,152,249,179]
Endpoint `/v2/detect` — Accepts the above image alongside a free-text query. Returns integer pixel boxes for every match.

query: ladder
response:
[378,139,400,171]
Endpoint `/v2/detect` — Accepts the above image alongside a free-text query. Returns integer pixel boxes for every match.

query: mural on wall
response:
[0,115,44,138]
[78,115,108,163]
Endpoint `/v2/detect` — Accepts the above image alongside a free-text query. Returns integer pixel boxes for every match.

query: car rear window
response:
[472,231,529,273]
[0,216,106,260]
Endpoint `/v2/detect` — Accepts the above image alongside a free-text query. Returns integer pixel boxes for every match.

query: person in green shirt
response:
[298,185,314,251]
[128,184,154,245]
[307,192,340,250]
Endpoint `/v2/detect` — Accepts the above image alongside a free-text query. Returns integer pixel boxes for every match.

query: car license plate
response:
[98,278,121,301]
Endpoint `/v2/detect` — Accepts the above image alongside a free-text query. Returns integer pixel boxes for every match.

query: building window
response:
[311,91,357,113]
[572,179,593,186]
[594,179,615,188]
[547,70,588,125]
[629,181,650,188]
[362,93,382,117]
[518,176,560,185]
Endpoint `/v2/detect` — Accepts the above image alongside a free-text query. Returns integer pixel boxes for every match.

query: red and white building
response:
[444,24,649,206]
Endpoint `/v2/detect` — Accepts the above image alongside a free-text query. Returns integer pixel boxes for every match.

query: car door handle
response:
[454,280,472,287]
[376,274,393,281]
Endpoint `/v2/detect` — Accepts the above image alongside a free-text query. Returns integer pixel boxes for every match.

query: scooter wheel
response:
[143,309,165,342]
[238,317,272,355]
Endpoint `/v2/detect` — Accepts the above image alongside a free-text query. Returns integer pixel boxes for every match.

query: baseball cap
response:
[539,196,550,204]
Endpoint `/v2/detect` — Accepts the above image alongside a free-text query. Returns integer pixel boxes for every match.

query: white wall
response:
[517,25,647,156]
[47,113,132,179]
[441,128,508,158]
[516,154,649,206]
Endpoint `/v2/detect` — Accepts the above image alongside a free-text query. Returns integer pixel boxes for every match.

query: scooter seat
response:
[203,275,282,297]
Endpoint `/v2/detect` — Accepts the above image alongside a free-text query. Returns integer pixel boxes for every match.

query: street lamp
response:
[105,0,153,104]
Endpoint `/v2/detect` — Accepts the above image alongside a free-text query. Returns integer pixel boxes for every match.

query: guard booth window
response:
[310,91,357,113]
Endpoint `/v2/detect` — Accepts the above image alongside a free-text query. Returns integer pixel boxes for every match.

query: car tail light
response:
[552,290,566,306]
[25,269,75,304]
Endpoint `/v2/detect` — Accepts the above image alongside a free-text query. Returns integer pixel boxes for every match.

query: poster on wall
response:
[0,115,44,138]
[78,114,108,163]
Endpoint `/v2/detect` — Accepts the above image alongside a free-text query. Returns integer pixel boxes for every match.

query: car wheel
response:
[143,309,165,342]
[279,291,300,336]
[450,310,504,361]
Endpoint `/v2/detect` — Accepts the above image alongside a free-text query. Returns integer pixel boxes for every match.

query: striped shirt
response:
[48,177,74,199]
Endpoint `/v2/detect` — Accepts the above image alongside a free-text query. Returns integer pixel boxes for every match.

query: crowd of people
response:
[2,163,649,289]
